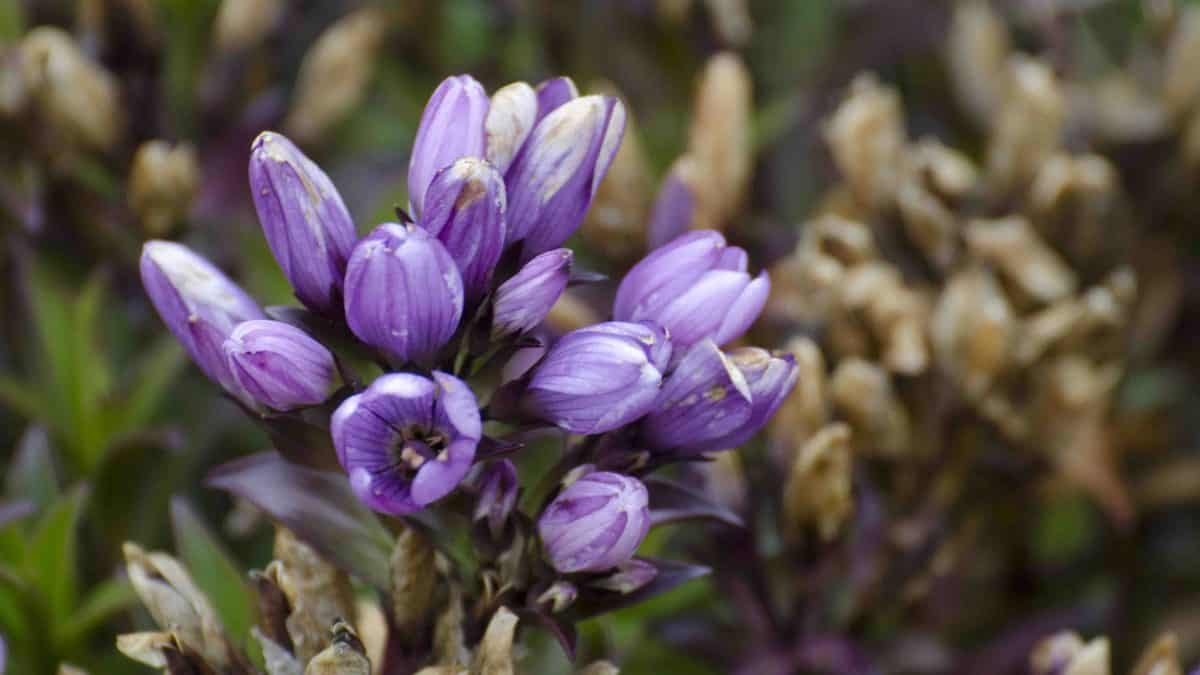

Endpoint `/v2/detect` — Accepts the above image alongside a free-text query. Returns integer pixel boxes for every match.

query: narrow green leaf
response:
[103,337,185,443]
[26,485,87,626]
[57,577,137,647]
[71,271,113,470]
[170,498,256,650]
[4,425,58,511]
[0,375,42,420]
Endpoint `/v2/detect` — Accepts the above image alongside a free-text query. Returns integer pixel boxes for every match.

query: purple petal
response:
[539,471,649,573]
[534,76,579,123]
[224,319,337,410]
[656,270,752,348]
[641,340,754,452]
[410,438,475,506]
[419,158,507,304]
[491,248,572,338]
[614,230,725,322]
[408,75,489,218]
[646,162,696,251]
[486,82,538,175]
[712,270,770,346]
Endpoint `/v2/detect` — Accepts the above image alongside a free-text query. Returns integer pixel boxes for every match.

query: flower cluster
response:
[138,73,794,670]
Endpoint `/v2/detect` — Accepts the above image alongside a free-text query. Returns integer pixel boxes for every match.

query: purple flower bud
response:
[523,321,669,434]
[491,248,572,339]
[249,131,357,315]
[408,75,489,218]
[534,77,579,123]
[223,320,337,411]
[332,371,481,515]
[343,223,464,366]
[650,346,797,454]
[418,157,507,304]
[614,230,770,352]
[485,82,538,175]
[140,241,264,394]
[504,95,626,260]
[538,471,650,573]
[646,160,696,250]
[474,459,518,538]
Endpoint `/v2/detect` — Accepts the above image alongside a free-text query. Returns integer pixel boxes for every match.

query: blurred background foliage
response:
[0,0,1199,674]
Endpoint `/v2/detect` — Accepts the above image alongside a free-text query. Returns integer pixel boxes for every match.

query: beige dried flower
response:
[782,423,854,542]
[986,56,1065,195]
[896,139,978,269]
[128,140,198,237]
[270,528,358,663]
[285,8,391,144]
[576,661,621,675]
[932,267,1015,397]
[1131,633,1183,675]
[947,1,1012,127]
[965,216,1077,305]
[581,81,652,262]
[1164,6,1200,116]
[434,586,469,669]
[824,74,906,210]
[391,524,437,643]
[687,52,753,230]
[769,336,830,458]
[830,358,910,457]
[213,0,284,54]
[21,27,123,154]
[705,0,753,46]
[304,619,371,675]
[1031,632,1110,675]
[471,607,519,675]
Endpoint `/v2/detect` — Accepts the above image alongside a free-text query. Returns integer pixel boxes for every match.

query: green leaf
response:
[5,425,58,511]
[71,271,113,470]
[26,485,87,626]
[0,375,42,420]
[170,498,256,650]
[57,577,138,647]
[104,337,185,441]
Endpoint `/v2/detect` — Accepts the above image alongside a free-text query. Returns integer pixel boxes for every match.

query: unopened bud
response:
[687,52,752,229]
[825,74,906,210]
[285,8,390,144]
[304,619,370,675]
[783,423,853,542]
[213,0,284,54]
[21,27,123,153]
[471,607,518,675]
[128,140,198,236]
[390,525,437,643]
[537,581,579,613]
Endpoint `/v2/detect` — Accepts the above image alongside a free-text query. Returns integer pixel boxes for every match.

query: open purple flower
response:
[523,321,670,434]
[408,75,489,219]
[140,241,264,396]
[332,371,481,516]
[614,230,770,352]
[223,320,337,411]
[538,471,650,573]
[640,340,754,453]
[418,157,507,304]
[485,82,538,175]
[249,131,357,315]
[343,222,464,366]
[491,248,572,339]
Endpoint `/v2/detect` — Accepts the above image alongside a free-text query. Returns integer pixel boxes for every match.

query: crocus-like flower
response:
[485,82,538,175]
[645,158,697,250]
[538,471,650,573]
[523,321,670,434]
[474,459,519,538]
[140,240,264,394]
[249,131,357,315]
[408,75,489,218]
[491,248,572,338]
[614,230,769,352]
[343,222,464,366]
[534,76,579,122]
[418,157,506,304]
[647,345,798,454]
[223,319,338,411]
[504,95,626,260]
[332,371,481,516]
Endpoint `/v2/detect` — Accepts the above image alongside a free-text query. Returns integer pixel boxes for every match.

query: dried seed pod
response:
[1069,74,1170,144]
[123,542,230,668]
[897,139,977,269]
[1028,153,1121,263]
[830,358,910,457]
[824,74,906,210]
[253,626,304,675]
[985,56,1065,195]
[836,263,930,375]
[766,216,876,324]
[1165,6,1200,116]
[390,524,437,643]
[687,52,752,230]
[285,8,390,144]
[932,267,1015,397]
[782,423,854,542]
[580,81,652,262]
[769,336,830,459]
[470,607,519,675]
[946,1,1011,127]
[433,586,469,668]
[21,27,123,154]
[213,0,284,54]
[271,528,357,663]
[128,140,198,237]
[1131,633,1182,675]
[964,216,1077,305]
[304,620,370,675]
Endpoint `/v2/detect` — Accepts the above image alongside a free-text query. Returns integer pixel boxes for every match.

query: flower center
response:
[389,425,450,473]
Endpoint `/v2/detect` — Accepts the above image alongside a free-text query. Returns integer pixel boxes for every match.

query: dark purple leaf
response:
[206,452,393,590]
[569,558,711,620]
[645,478,744,529]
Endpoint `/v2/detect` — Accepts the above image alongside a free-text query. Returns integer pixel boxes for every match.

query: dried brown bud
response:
[271,528,357,663]
[21,27,123,154]
[123,542,230,668]
[390,524,437,643]
[825,74,906,210]
[1032,633,1110,675]
[836,263,931,375]
[1069,74,1170,144]
[285,8,390,144]
[116,631,199,671]
[897,139,977,269]
[766,216,876,324]
[932,267,1015,397]
[213,0,284,54]
[986,56,1065,195]
[576,661,620,675]
[704,0,753,46]
[1131,633,1182,675]
[830,358,910,457]
[545,290,601,334]
[470,607,519,675]
[782,423,854,542]
[129,140,198,237]
[581,82,652,262]
[57,664,90,675]
[433,586,469,668]
[253,626,304,675]
[687,52,753,230]
[1165,7,1200,116]
[769,336,830,457]
[947,1,1011,127]
[304,620,371,675]
[965,216,1076,305]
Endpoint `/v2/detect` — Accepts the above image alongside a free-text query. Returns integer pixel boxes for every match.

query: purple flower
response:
[647,345,797,454]
[538,471,650,573]
[523,321,670,434]
[474,459,518,538]
[646,159,696,250]
[343,223,464,366]
[223,320,337,411]
[589,558,658,594]
[332,371,481,516]
[534,76,579,123]
[249,131,357,315]
[504,95,626,260]
[408,75,489,218]
[485,82,538,175]
[418,157,507,304]
[140,240,264,395]
[491,248,572,339]
[614,230,769,352]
